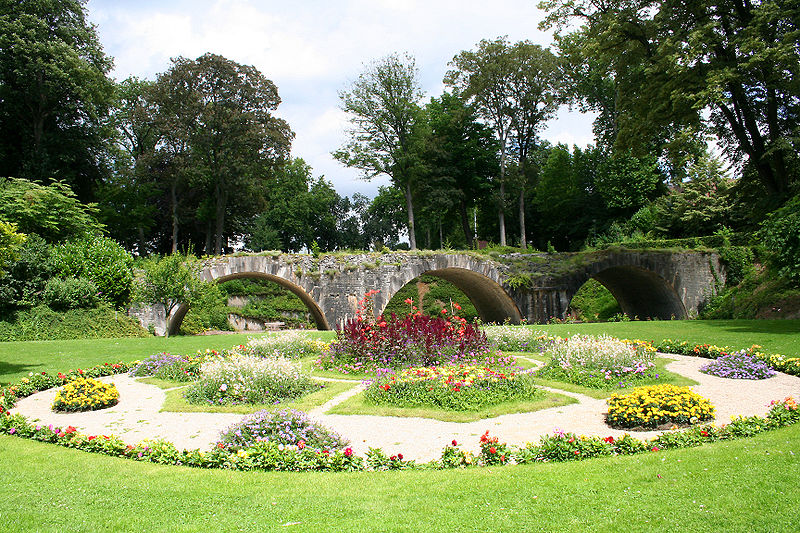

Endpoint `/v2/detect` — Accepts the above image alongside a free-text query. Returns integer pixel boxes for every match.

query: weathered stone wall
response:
[128,250,724,335]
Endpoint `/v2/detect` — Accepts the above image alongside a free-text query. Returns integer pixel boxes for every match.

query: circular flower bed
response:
[700,350,776,380]
[606,384,715,429]
[184,355,320,406]
[363,364,537,411]
[217,409,347,451]
[537,335,658,389]
[52,377,119,412]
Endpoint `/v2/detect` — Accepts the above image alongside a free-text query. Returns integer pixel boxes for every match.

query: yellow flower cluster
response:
[52,378,119,412]
[607,384,715,429]
[395,365,512,387]
[622,339,657,354]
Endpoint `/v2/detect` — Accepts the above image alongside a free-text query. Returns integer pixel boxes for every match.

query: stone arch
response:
[166,272,329,336]
[567,265,687,321]
[377,264,522,324]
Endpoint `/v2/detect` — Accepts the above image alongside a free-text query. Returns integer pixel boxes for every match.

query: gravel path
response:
[11,354,800,462]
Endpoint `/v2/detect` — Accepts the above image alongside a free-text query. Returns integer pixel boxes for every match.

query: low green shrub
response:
[0,305,148,341]
[51,377,119,412]
[42,277,99,311]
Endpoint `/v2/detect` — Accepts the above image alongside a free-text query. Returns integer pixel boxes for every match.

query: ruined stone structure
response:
[143,249,724,335]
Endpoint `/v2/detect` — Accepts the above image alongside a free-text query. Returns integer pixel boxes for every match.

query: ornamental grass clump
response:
[129,352,202,382]
[184,355,319,406]
[52,378,119,412]
[484,325,556,353]
[537,334,657,389]
[217,408,347,451]
[318,291,505,373]
[700,350,776,380]
[606,384,715,429]
[364,364,538,411]
[229,332,328,359]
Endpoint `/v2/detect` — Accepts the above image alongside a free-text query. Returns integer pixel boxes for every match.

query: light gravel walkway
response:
[11,354,800,462]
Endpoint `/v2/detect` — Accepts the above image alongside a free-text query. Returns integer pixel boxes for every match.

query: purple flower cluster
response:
[700,350,776,380]
[216,409,348,451]
[129,352,199,381]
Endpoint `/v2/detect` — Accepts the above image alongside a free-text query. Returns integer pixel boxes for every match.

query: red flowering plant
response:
[478,431,510,465]
[317,291,510,373]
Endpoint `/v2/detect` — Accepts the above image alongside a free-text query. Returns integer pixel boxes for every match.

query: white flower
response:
[220,383,228,392]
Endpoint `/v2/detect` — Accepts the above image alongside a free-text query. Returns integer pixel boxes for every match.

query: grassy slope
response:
[1,425,798,532]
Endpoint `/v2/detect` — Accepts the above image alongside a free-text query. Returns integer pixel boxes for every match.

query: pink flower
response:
[452,439,458,447]
[344,447,353,457]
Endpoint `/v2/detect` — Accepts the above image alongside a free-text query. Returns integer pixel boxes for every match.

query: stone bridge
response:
[150,249,724,335]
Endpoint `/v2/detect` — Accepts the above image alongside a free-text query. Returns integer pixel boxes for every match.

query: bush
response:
[42,277,99,311]
[51,378,119,412]
[0,305,148,341]
[363,365,538,411]
[54,235,134,309]
[216,409,347,451]
[184,355,319,406]
[606,384,715,429]
[0,234,56,316]
[760,195,800,282]
[537,335,658,389]
[233,332,329,359]
[700,350,776,380]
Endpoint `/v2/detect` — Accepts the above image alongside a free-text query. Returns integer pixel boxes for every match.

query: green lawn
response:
[1,425,798,532]
[1,321,799,530]
[536,319,800,356]
[327,388,577,422]
[159,379,355,414]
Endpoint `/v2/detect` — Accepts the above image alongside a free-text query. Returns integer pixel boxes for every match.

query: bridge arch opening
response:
[569,265,687,321]
[167,272,329,336]
[378,267,522,324]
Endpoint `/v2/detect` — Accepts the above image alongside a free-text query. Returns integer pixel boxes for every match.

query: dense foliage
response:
[217,409,348,452]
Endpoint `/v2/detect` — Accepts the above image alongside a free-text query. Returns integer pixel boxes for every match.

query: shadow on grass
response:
[0,360,41,385]
[700,319,800,335]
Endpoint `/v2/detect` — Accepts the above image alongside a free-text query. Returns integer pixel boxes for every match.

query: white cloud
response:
[87,0,597,197]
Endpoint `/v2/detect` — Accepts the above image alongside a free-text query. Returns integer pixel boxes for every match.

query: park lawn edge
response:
[325,388,577,422]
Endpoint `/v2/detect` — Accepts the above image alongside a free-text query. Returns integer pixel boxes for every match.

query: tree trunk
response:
[426,226,431,249]
[204,220,213,255]
[438,218,443,249]
[404,181,417,250]
[459,200,473,248]
[170,181,179,253]
[519,188,526,249]
[499,147,507,246]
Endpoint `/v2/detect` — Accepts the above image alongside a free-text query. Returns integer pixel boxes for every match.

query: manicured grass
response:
[1,424,798,531]
[136,377,187,390]
[537,319,800,356]
[326,389,577,422]
[159,380,356,414]
[0,331,336,385]
[533,357,699,400]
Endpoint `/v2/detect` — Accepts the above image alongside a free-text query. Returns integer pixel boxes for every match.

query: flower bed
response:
[1,397,797,472]
[317,291,505,373]
[129,352,203,381]
[484,326,556,353]
[52,377,119,412]
[656,340,800,376]
[537,335,658,389]
[217,409,347,451]
[606,384,715,429]
[183,355,319,406]
[363,364,538,411]
[700,350,776,380]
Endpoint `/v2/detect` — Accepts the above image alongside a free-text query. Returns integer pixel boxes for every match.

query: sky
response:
[87,0,596,198]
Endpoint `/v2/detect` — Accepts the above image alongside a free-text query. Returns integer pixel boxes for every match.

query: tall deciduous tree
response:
[540,0,800,203]
[334,53,424,250]
[0,0,115,200]
[152,53,293,254]
[446,38,561,247]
